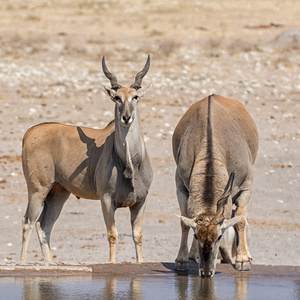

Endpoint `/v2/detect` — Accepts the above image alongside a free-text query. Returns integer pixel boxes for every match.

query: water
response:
[0,274,299,300]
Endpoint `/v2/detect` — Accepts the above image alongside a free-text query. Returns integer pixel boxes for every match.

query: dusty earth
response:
[0,0,299,267]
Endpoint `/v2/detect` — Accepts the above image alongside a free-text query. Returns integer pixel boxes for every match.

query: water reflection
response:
[174,275,189,299]
[0,272,298,300]
[295,280,300,299]
[197,277,217,300]
[99,277,142,300]
[174,276,218,300]
[193,277,217,300]
[23,278,60,300]
[234,275,249,300]
[103,277,116,300]
[21,276,143,300]
[174,275,248,300]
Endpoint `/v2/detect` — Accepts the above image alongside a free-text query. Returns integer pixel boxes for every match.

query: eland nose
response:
[200,269,214,278]
[122,115,131,124]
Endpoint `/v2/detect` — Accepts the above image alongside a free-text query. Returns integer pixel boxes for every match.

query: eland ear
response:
[174,213,197,229]
[102,86,116,100]
[221,213,247,231]
[137,84,152,99]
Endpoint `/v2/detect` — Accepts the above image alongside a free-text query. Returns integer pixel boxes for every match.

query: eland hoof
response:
[174,261,189,272]
[235,261,251,271]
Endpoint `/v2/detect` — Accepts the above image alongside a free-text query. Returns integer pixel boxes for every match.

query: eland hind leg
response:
[21,184,52,261]
[21,142,56,261]
[234,187,253,271]
[35,183,70,262]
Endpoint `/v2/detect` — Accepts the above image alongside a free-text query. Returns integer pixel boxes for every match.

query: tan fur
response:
[196,225,219,246]
[116,87,138,101]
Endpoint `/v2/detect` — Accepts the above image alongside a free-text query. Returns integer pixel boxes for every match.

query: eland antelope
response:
[173,94,258,277]
[20,55,153,263]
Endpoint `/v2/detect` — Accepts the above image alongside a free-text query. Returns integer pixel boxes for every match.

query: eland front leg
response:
[174,183,190,272]
[101,194,118,262]
[130,200,147,263]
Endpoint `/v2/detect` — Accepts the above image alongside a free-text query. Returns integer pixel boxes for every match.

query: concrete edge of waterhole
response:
[0,262,299,279]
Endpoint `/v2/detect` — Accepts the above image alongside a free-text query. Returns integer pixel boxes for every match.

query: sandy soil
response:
[0,0,299,267]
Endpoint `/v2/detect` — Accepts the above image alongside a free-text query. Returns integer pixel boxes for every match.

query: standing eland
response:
[21,55,153,263]
[173,94,258,277]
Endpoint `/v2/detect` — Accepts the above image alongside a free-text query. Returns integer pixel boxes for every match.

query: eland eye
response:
[114,96,121,102]
[132,95,139,101]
